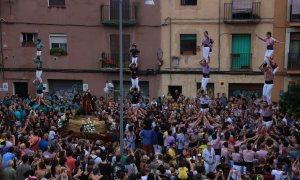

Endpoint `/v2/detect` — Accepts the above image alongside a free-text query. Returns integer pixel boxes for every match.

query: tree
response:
[279,83,300,117]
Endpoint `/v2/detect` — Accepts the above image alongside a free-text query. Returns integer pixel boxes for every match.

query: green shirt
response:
[4,167,16,180]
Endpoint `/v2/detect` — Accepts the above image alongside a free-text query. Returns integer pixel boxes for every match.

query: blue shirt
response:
[14,110,21,120]
[3,152,14,168]
[139,130,155,145]
[38,140,48,151]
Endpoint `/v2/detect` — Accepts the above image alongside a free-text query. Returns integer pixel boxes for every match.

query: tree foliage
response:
[279,83,300,117]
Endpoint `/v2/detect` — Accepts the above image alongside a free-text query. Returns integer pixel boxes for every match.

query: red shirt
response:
[67,156,76,171]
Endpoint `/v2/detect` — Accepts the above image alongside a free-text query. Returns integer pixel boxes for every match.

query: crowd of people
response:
[0,88,299,180]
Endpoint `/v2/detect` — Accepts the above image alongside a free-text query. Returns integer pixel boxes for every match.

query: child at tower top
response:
[36,39,43,57]
[129,43,140,64]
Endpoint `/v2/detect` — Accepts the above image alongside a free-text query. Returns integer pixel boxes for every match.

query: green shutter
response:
[180,34,196,40]
[231,34,251,69]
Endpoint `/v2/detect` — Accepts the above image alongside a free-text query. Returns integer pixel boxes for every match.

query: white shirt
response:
[202,148,215,164]
[271,170,284,180]
[141,176,148,180]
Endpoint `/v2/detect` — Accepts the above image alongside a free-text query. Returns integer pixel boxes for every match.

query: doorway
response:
[168,86,182,101]
[14,82,28,98]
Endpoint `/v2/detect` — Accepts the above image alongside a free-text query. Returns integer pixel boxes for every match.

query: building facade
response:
[0,0,161,98]
[1,0,294,101]
[160,0,279,100]
[273,0,300,94]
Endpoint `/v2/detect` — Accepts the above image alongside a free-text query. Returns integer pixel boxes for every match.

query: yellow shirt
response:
[168,148,176,164]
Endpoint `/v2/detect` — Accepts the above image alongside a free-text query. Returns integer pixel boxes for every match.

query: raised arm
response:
[256,34,265,42]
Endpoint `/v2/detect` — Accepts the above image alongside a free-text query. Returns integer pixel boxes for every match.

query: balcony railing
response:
[231,53,252,70]
[288,53,300,70]
[290,4,300,22]
[100,53,131,68]
[224,2,261,23]
[100,5,137,26]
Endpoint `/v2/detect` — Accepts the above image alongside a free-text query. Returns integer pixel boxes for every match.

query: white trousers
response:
[131,78,139,89]
[37,93,43,98]
[131,57,138,64]
[231,165,243,180]
[36,51,42,57]
[36,70,42,80]
[204,162,214,175]
[201,77,209,91]
[273,67,279,75]
[153,145,162,154]
[203,47,210,61]
[201,108,209,113]
[264,50,274,64]
[263,120,273,128]
[263,83,274,105]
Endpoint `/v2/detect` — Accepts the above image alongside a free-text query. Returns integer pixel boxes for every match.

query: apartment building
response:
[0,0,161,98]
[160,0,280,100]
[273,0,300,93]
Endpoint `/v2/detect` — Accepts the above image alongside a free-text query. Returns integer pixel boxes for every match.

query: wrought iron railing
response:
[100,5,137,26]
[224,2,261,23]
[101,53,131,68]
[290,4,300,22]
[231,53,252,70]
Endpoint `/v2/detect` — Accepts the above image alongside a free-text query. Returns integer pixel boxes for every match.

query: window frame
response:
[49,34,68,55]
[20,32,38,47]
[48,0,66,8]
[180,0,197,6]
[180,34,197,55]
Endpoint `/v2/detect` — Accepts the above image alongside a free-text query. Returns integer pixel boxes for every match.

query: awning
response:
[180,34,196,40]
[232,0,253,13]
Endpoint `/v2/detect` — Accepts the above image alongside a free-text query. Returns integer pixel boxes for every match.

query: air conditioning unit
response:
[171,56,180,68]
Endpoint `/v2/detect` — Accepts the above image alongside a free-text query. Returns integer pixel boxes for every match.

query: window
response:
[180,34,196,55]
[181,0,197,5]
[288,32,300,70]
[48,0,65,7]
[21,33,38,47]
[50,34,68,55]
[231,34,251,69]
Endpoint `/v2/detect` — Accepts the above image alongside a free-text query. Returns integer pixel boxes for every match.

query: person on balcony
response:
[129,63,139,91]
[200,59,210,92]
[129,43,140,64]
[33,56,43,81]
[256,32,281,65]
[35,39,43,57]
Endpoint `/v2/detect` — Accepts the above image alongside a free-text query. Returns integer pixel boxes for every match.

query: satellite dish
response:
[104,82,114,94]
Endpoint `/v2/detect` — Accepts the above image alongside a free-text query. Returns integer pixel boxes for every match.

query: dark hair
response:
[263,63,268,67]
[22,155,29,163]
[37,38,41,42]
[204,31,208,35]
[266,32,272,36]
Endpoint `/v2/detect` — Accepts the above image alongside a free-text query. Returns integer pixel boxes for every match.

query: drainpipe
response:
[218,0,221,71]
[165,17,172,70]
[0,18,5,82]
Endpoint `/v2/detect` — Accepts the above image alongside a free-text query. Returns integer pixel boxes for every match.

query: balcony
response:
[224,1,261,24]
[288,53,300,72]
[100,4,137,27]
[100,53,131,69]
[290,4,300,22]
[231,53,252,70]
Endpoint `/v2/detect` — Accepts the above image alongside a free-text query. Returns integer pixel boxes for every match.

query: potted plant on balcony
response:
[22,40,35,47]
[50,48,66,56]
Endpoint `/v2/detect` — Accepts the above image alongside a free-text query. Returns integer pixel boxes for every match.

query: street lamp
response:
[119,0,154,156]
